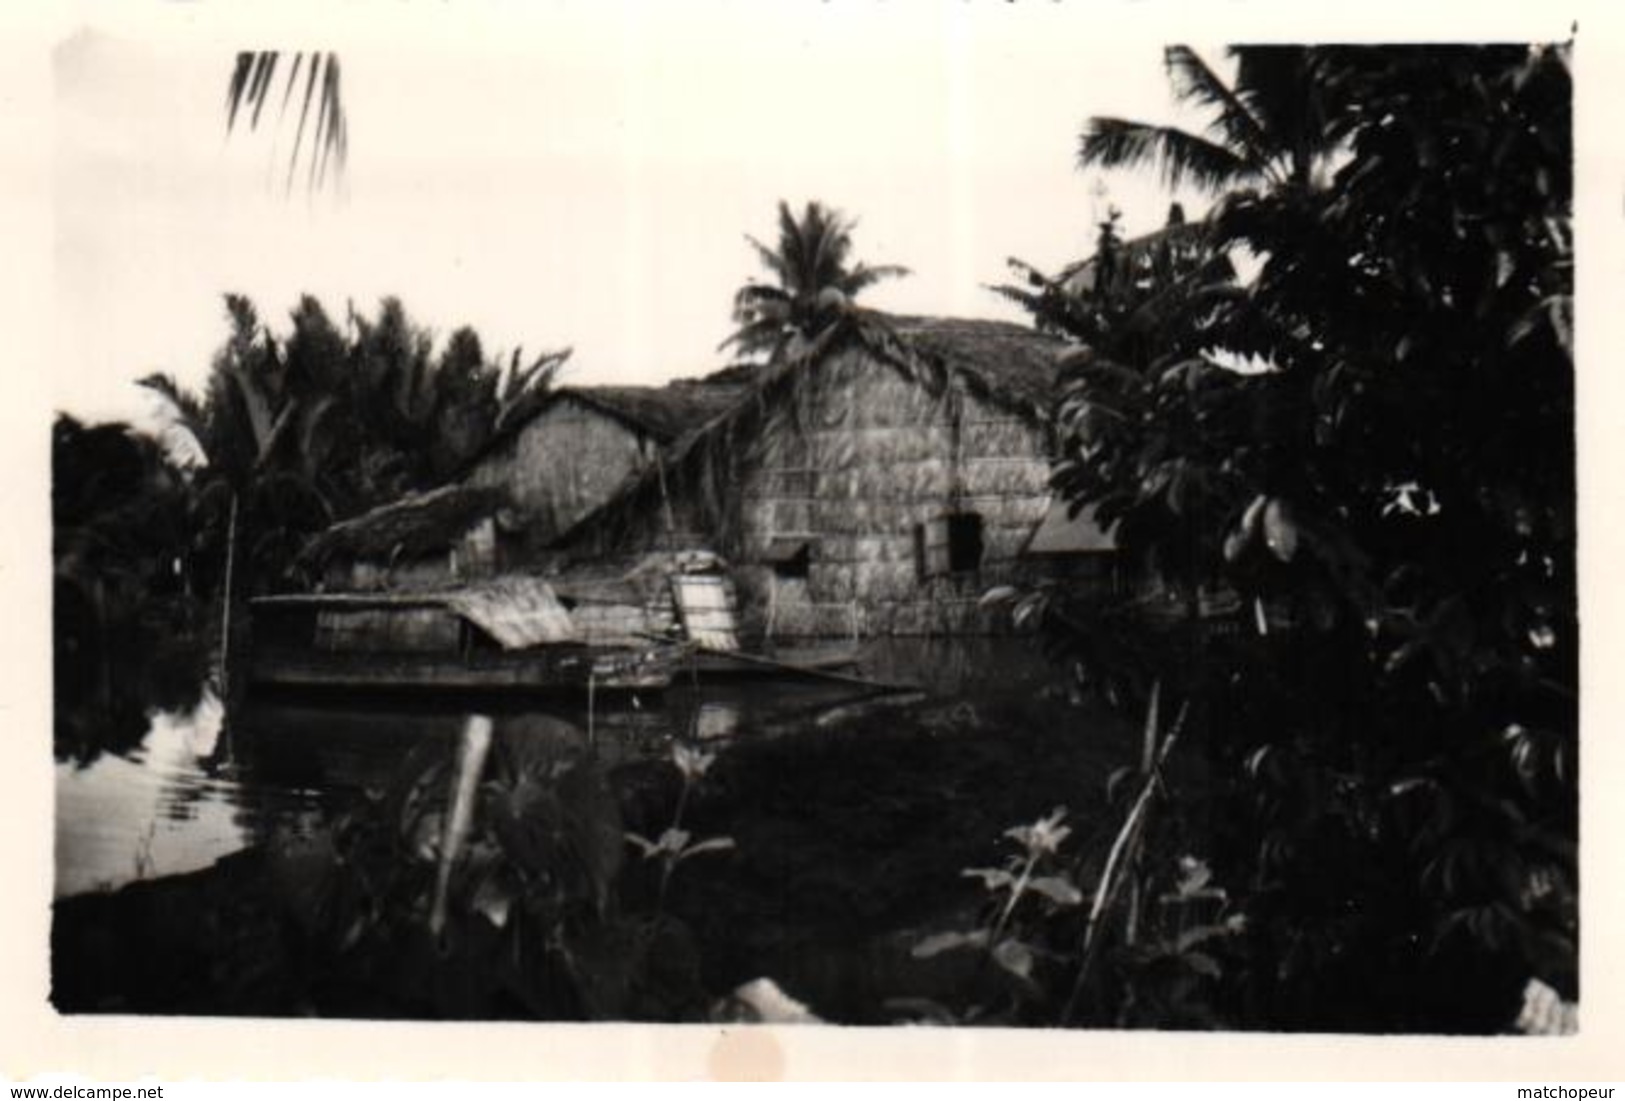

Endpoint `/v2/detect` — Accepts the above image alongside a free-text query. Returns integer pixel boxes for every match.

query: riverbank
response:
[53,689,1143,1021]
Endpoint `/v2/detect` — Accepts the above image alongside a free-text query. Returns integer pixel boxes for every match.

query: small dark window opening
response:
[771,542,811,579]
[947,512,984,573]
[763,538,812,579]
[917,512,986,579]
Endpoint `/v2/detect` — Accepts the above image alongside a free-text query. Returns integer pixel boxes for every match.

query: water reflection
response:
[53,639,1055,901]
[53,691,325,898]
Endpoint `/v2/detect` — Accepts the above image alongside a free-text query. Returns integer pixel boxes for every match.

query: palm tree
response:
[723,200,909,361]
[1079,46,1353,200]
[141,295,568,595]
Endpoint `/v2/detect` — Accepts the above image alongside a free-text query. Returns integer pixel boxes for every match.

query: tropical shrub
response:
[272,717,731,1020]
[1026,44,1574,1032]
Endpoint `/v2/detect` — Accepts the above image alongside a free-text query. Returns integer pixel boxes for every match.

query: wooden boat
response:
[552,555,876,685]
[247,579,677,696]
[676,641,863,679]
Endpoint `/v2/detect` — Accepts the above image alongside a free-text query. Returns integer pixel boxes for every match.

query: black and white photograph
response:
[9,0,1615,1081]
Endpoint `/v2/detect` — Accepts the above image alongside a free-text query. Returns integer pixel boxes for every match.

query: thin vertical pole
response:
[431,713,494,940]
[586,671,597,752]
[655,454,677,537]
[216,491,239,764]
[218,492,239,696]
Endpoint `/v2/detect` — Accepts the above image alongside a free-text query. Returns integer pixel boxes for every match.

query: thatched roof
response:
[467,381,746,472]
[553,312,1086,551]
[559,383,747,442]
[299,483,506,569]
[882,315,1068,420]
[655,313,1073,472]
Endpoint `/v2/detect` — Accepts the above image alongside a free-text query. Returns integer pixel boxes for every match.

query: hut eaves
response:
[468,381,746,471]
[554,312,1102,550]
[298,483,508,570]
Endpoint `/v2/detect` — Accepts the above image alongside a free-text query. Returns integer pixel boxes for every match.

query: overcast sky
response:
[53,4,1230,427]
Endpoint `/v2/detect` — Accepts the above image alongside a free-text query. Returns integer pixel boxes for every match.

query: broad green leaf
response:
[1262,498,1298,562]
[992,938,1036,980]
[911,929,990,959]
[1027,875,1084,907]
[962,867,1018,892]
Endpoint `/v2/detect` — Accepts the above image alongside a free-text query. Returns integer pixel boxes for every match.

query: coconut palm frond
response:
[725,200,908,356]
[285,52,325,195]
[744,234,790,285]
[500,346,569,405]
[221,361,288,464]
[802,202,852,291]
[225,50,348,196]
[494,348,567,432]
[731,283,792,317]
[719,314,794,356]
[1163,46,1274,171]
[1230,46,1354,183]
[136,373,213,470]
[1080,117,1256,194]
[1083,45,1350,207]
[984,281,1046,314]
[312,54,348,192]
[842,263,911,296]
[225,53,255,133]
[137,373,207,433]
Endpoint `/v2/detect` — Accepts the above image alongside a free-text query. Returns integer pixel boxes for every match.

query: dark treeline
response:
[52,294,566,761]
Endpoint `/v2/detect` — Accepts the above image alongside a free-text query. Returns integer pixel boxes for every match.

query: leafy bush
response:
[1015,45,1575,1032]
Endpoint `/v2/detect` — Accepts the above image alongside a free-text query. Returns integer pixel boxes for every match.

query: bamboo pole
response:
[430,714,495,941]
[1061,689,1190,1025]
[586,671,596,752]
[218,491,239,700]
[655,454,676,537]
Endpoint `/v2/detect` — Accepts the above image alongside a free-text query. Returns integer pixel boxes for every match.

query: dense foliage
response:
[54,295,561,759]
[140,294,566,598]
[1020,44,1575,1031]
[53,416,208,762]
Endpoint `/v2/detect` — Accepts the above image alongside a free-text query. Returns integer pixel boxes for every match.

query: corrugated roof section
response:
[444,576,579,648]
[1024,499,1117,555]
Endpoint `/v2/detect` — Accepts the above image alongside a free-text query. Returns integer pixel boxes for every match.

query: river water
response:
[53,638,1059,900]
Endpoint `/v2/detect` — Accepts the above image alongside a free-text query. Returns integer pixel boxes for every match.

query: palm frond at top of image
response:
[1161,46,1275,168]
[1079,117,1252,194]
[225,50,349,196]
[1080,45,1354,198]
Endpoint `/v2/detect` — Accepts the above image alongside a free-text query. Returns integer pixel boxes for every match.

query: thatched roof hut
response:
[464,381,743,551]
[556,312,1117,638]
[298,483,508,590]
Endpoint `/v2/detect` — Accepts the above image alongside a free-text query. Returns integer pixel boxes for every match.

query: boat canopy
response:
[252,576,581,650]
[442,576,579,649]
